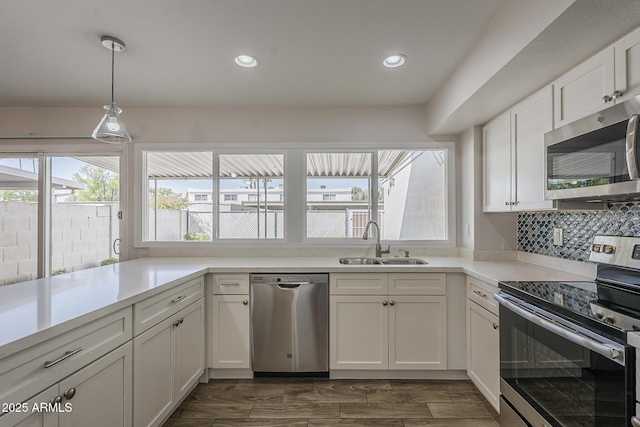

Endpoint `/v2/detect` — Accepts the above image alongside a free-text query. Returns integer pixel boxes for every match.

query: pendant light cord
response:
[111,40,115,105]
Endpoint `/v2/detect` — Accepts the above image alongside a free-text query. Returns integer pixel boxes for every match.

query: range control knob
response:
[591,244,602,253]
[603,245,616,254]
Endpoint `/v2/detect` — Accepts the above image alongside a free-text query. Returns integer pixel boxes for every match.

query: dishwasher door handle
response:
[276,282,312,289]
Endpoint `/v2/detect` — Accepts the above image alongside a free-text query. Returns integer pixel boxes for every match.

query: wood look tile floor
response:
[163,378,500,427]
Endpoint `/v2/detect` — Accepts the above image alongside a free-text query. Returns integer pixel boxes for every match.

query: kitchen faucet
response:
[363,220,390,258]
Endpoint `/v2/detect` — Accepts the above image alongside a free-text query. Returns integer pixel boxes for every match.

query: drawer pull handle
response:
[63,388,76,400]
[50,396,63,405]
[221,282,240,286]
[472,290,487,298]
[171,295,186,304]
[44,347,83,369]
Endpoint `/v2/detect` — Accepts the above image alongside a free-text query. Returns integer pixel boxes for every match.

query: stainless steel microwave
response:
[545,96,640,201]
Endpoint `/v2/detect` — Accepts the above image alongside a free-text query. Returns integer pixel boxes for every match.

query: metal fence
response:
[184,209,381,240]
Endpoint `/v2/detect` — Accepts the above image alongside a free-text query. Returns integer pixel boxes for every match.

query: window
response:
[139,145,453,246]
[144,151,213,242]
[0,157,39,285]
[0,153,122,285]
[217,154,284,239]
[307,152,372,238]
[378,150,447,240]
[305,150,449,241]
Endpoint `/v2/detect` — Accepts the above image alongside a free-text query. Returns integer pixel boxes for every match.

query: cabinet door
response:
[554,47,614,127]
[211,295,251,369]
[59,343,132,427]
[389,296,447,370]
[1,385,59,427]
[511,86,554,211]
[482,111,511,212]
[614,26,640,103]
[330,296,388,370]
[174,299,205,400]
[133,317,174,427]
[466,300,499,412]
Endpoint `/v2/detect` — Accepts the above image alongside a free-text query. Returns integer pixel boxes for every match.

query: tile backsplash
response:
[518,202,640,262]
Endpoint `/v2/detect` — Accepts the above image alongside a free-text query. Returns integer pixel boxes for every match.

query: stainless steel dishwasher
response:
[250,273,329,375]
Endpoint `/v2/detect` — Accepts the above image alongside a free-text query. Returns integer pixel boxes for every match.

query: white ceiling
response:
[0,0,506,108]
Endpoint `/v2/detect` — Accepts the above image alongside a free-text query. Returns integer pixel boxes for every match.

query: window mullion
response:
[37,155,52,278]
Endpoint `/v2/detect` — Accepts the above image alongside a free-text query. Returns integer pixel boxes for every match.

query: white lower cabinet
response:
[210,294,251,369]
[466,277,499,412]
[133,299,204,427]
[330,293,447,370]
[3,343,132,427]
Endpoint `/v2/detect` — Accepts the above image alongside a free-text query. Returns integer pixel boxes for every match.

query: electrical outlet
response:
[554,292,564,305]
[553,228,564,246]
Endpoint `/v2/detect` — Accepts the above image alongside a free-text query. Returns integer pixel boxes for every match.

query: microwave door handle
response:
[626,114,640,179]
[495,293,626,365]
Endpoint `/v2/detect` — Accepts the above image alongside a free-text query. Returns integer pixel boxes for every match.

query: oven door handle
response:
[495,293,626,366]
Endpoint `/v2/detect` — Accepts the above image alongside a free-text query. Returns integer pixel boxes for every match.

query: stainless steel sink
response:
[380,258,428,265]
[338,257,384,265]
[338,257,427,265]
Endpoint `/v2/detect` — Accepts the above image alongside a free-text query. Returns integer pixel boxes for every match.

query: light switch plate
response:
[553,228,564,246]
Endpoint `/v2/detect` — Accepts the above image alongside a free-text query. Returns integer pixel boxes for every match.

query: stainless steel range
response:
[497,235,640,427]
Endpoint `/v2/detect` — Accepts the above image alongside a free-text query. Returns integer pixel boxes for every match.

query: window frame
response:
[134,142,455,248]
[0,142,127,280]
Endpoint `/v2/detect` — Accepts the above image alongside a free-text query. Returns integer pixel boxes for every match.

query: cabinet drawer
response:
[211,274,249,295]
[467,277,498,316]
[0,307,131,408]
[388,273,446,295]
[330,273,388,295]
[134,276,204,336]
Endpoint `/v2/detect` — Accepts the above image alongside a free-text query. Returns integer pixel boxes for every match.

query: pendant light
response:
[92,35,131,144]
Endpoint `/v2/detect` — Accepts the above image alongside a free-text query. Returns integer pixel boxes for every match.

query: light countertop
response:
[0,256,592,359]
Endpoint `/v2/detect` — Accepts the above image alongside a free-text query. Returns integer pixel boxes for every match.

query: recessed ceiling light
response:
[383,54,406,68]
[235,55,259,68]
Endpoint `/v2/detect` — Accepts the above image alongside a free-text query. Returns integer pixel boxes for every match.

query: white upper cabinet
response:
[554,26,640,127]
[553,47,614,127]
[614,27,640,104]
[483,86,553,212]
[482,111,511,212]
[511,86,554,211]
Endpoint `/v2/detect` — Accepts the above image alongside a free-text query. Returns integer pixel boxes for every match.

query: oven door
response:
[496,293,633,427]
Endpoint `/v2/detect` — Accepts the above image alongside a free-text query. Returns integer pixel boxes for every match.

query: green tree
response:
[73,165,119,201]
[0,189,38,202]
[351,186,369,201]
[149,187,188,210]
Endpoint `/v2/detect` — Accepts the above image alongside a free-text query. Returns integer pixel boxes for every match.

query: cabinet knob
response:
[173,320,180,327]
[492,323,499,330]
[602,90,624,103]
[383,301,388,306]
[63,388,76,400]
[389,300,395,306]
[631,416,640,427]
[179,317,184,324]
[50,396,63,405]
[243,300,249,305]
